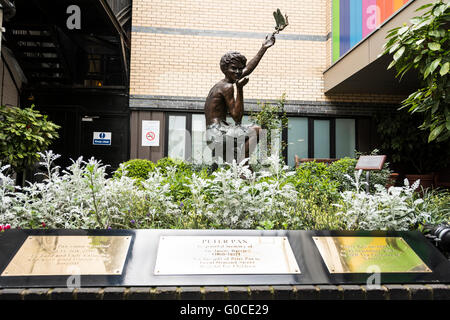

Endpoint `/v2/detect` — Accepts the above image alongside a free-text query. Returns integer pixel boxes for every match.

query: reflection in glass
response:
[314,120,330,158]
[336,119,355,158]
[192,114,212,164]
[287,118,308,167]
[168,115,186,160]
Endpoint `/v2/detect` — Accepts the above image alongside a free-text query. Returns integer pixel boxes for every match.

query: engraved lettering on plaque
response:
[355,155,387,170]
[1,236,132,276]
[154,236,301,275]
[313,236,432,273]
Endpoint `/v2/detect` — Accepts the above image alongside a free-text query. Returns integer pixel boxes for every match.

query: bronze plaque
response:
[1,236,132,276]
[313,236,432,274]
[355,155,387,170]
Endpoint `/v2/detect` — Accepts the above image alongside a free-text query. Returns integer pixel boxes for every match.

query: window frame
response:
[164,112,192,160]
[164,113,360,163]
[287,116,358,160]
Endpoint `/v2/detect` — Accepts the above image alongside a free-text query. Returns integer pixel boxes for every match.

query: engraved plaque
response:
[313,236,432,273]
[355,155,387,170]
[154,236,301,275]
[1,236,132,276]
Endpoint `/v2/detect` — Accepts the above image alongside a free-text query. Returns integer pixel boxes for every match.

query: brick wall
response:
[129,0,405,105]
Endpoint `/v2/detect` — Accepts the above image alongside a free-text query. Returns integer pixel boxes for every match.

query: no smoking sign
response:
[146,131,156,141]
[142,121,160,147]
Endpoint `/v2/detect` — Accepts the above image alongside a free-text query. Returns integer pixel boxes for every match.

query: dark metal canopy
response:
[325,54,421,95]
[2,0,131,88]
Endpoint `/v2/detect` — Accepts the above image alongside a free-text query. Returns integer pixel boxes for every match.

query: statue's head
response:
[220,51,247,79]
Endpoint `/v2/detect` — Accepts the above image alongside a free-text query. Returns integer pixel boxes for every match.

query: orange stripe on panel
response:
[394,0,403,11]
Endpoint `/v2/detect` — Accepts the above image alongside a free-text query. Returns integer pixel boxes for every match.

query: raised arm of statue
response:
[241,34,276,78]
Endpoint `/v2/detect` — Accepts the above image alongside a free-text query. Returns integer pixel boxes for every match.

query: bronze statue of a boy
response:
[204,34,276,160]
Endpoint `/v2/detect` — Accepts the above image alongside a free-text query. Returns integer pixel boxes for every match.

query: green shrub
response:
[417,188,450,226]
[336,176,431,231]
[156,157,192,174]
[115,157,212,203]
[288,161,339,203]
[155,157,197,203]
[296,161,330,178]
[375,111,450,173]
[2,151,447,232]
[250,94,289,157]
[114,159,155,180]
[328,156,392,193]
[291,195,343,230]
[0,105,60,174]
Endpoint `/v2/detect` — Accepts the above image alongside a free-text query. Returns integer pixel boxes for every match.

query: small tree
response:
[384,1,449,142]
[0,105,60,181]
[250,93,288,159]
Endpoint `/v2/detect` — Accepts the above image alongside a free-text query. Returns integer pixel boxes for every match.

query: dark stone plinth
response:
[317,285,343,300]
[340,285,365,300]
[293,285,319,300]
[0,229,449,289]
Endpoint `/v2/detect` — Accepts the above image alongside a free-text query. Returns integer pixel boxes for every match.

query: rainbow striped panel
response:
[332,0,412,63]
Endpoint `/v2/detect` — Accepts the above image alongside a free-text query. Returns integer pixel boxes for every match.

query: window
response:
[167,115,187,160]
[313,119,331,158]
[167,114,357,166]
[167,113,212,163]
[286,116,356,166]
[336,118,356,158]
[167,114,267,163]
[192,114,211,164]
[287,118,308,167]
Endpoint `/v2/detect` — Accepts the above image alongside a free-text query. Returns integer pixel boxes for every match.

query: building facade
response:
[128,0,424,167]
[1,0,132,172]
[0,1,429,170]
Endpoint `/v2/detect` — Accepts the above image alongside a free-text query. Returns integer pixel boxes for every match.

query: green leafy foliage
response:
[288,161,339,201]
[383,1,450,142]
[0,105,60,172]
[114,159,155,181]
[336,174,431,231]
[285,161,343,229]
[250,94,288,158]
[328,156,391,193]
[155,157,192,174]
[375,111,450,173]
[415,188,450,227]
[0,151,447,232]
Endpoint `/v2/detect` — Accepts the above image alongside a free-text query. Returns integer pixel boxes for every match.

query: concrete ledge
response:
[0,285,448,300]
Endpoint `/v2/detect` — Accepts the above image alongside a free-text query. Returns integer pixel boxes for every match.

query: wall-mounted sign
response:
[142,120,160,147]
[93,132,112,146]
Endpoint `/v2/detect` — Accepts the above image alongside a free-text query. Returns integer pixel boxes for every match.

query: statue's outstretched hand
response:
[263,34,276,48]
[236,76,249,88]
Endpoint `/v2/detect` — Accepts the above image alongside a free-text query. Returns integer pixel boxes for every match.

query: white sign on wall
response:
[93,132,112,146]
[141,120,160,147]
